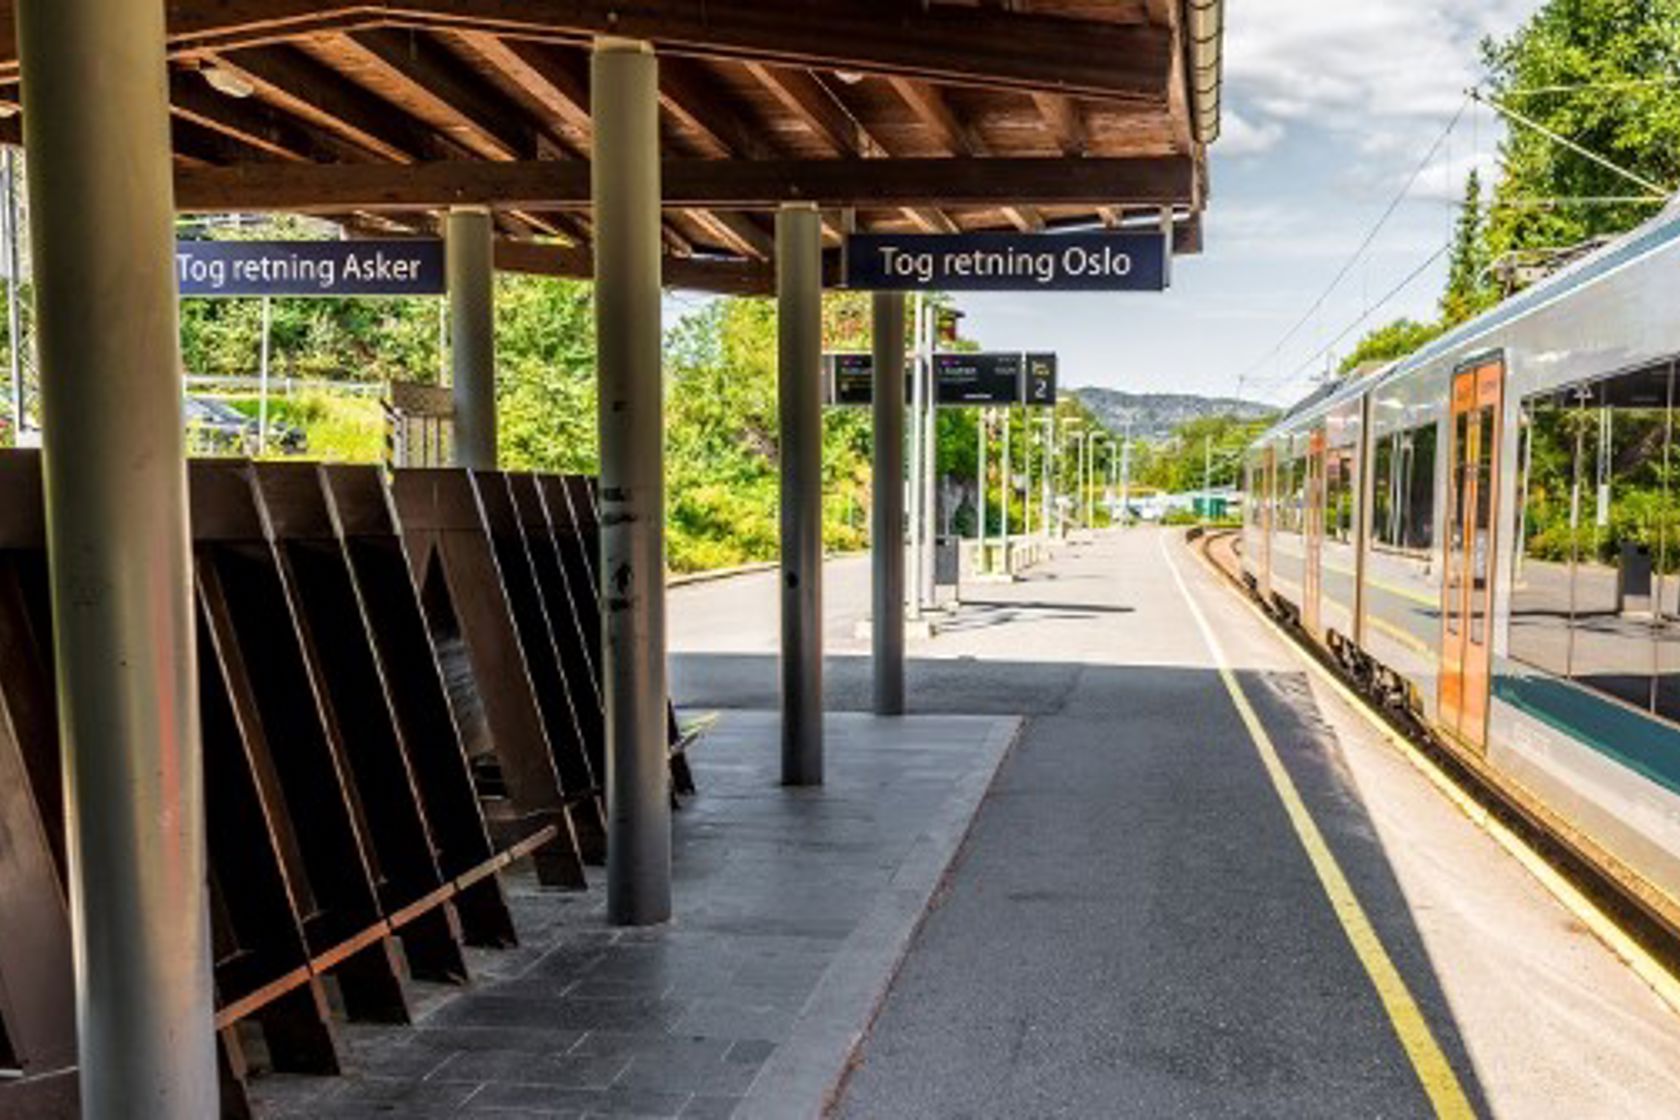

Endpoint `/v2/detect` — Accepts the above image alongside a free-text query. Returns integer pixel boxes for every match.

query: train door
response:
[1303,429,1326,635]
[1439,357,1505,751]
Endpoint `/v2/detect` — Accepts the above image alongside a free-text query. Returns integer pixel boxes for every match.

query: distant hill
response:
[1071,387,1276,441]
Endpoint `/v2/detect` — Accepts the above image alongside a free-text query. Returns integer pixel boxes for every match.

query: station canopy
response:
[0,0,1224,294]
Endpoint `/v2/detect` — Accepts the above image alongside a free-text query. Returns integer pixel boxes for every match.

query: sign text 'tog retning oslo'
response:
[844,231,1168,292]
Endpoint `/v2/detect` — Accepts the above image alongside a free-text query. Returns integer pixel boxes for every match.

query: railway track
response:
[1190,526,1680,1013]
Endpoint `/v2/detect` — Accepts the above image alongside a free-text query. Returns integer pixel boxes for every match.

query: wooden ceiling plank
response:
[1032,92,1088,157]
[175,155,1197,212]
[887,75,1044,232]
[659,56,776,162]
[168,66,373,163]
[0,2,1170,104]
[456,33,593,153]
[333,27,542,160]
[494,238,777,296]
[208,45,453,162]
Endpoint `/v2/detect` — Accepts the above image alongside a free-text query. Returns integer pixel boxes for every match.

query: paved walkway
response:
[675,529,1680,1118]
[249,710,1017,1119]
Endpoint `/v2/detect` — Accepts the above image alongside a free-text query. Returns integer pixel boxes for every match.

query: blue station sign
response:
[844,231,1168,292]
[176,239,446,297]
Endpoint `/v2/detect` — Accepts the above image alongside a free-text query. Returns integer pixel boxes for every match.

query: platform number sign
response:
[1025,353,1057,407]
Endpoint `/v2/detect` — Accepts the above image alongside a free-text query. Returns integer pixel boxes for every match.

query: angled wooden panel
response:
[390,468,587,889]
[252,462,468,983]
[191,460,409,1024]
[320,464,516,946]
[473,470,606,864]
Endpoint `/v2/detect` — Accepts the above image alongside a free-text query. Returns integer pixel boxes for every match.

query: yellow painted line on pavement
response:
[1195,538,1680,1028]
[1160,536,1475,1119]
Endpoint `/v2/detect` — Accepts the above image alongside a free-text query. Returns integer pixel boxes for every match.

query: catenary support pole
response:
[257,295,272,454]
[907,296,924,621]
[17,0,218,1112]
[871,292,906,715]
[976,408,987,572]
[1001,408,1011,571]
[777,203,823,785]
[593,38,671,925]
[920,310,937,607]
[1042,414,1054,539]
[448,205,497,468]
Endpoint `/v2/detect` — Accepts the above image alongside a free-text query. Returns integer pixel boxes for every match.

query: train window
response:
[1470,406,1495,644]
[1515,364,1673,712]
[1508,393,1576,678]
[1370,422,1436,553]
[1324,446,1356,544]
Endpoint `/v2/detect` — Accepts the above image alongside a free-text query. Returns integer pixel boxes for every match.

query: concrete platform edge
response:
[734,715,1026,1120]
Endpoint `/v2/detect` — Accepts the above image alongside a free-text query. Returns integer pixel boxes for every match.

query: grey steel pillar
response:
[1001,409,1011,569]
[777,203,823,784]
[871,292,907,715]
[976,409,987,569]
[920,312,937,606]
[906,296,924,621]
[592,38,671,925]
[17,0,217,1113]
[448,206,497,468]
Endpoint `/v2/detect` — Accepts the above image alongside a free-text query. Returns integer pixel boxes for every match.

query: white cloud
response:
[1222,0,1543,175]
[1219,108,1286,156]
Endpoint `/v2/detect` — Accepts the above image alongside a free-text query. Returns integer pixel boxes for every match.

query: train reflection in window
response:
[1371,422,1436,553]
[1512,363,1674,713]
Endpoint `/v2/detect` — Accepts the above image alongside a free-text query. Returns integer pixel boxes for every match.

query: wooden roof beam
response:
[329,28,548,160]
[0,2,1172,103]
[167,66,372,163]
[204,45,458,162]
[452,33,593,155]
[174,156,1198,212]
[1033,93,1088,157]
[887,76,1041,232]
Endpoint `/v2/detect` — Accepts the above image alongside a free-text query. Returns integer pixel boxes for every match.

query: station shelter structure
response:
[0,1,1222,1113]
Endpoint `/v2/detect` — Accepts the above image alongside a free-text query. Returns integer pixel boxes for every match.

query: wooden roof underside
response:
[0,1,1213,293]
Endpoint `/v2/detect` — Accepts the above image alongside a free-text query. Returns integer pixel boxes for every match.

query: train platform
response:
[246,528,1680,1118]
[674,529,1680,1118]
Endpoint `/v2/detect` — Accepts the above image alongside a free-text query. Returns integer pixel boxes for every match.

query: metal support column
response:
[448,205,497,469]
[1001,408,1011,570]
[906,296,924,621]
[777,203,823,785]
[17,0,217,1112]
[1042,414,1054,540]
[920,310,937,607]
[976,409,987,571]
[592,38,670,925]
[871,292,906,715]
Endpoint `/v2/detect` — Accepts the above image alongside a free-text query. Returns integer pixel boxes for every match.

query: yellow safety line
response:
[1195,538,1680,1026]
[1160,536,1476,1119]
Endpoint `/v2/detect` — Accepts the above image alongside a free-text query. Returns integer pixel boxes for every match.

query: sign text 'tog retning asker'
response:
[175,239,446,298]
[843,231,1168,292]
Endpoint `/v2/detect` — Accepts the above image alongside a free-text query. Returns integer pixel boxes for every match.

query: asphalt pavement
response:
[672,528,1680,1118]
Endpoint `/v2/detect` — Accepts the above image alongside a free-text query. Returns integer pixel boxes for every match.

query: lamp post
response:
[1118,413,1134,527]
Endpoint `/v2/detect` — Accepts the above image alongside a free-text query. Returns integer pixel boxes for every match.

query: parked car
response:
[184,396,306,455]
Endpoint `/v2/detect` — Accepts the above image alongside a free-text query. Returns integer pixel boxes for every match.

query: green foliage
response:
[1136,413,1269,494]
[1441,170,1494,325]
[1337,0,1679,381]
[1337,317,1447,375]
[213,392,385,461]
[1481,0,1680,268]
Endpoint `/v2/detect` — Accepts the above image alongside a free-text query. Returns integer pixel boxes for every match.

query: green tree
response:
[1441,169,1492,325]
[1480,0,1680,278]
[1336,317,1445,375]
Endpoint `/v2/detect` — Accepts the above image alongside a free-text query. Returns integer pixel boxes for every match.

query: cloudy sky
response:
[954,0,1546,407]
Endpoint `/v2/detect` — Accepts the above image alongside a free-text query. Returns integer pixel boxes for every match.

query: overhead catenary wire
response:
[1265,239,1453,392]
[1469,87,1675,198]
[1234,95,1471,394]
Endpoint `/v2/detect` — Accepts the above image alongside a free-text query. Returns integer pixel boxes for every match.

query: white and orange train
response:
[1242,202,1680,924]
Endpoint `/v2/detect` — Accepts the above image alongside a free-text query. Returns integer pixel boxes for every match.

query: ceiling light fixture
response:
[201,63,255,99]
